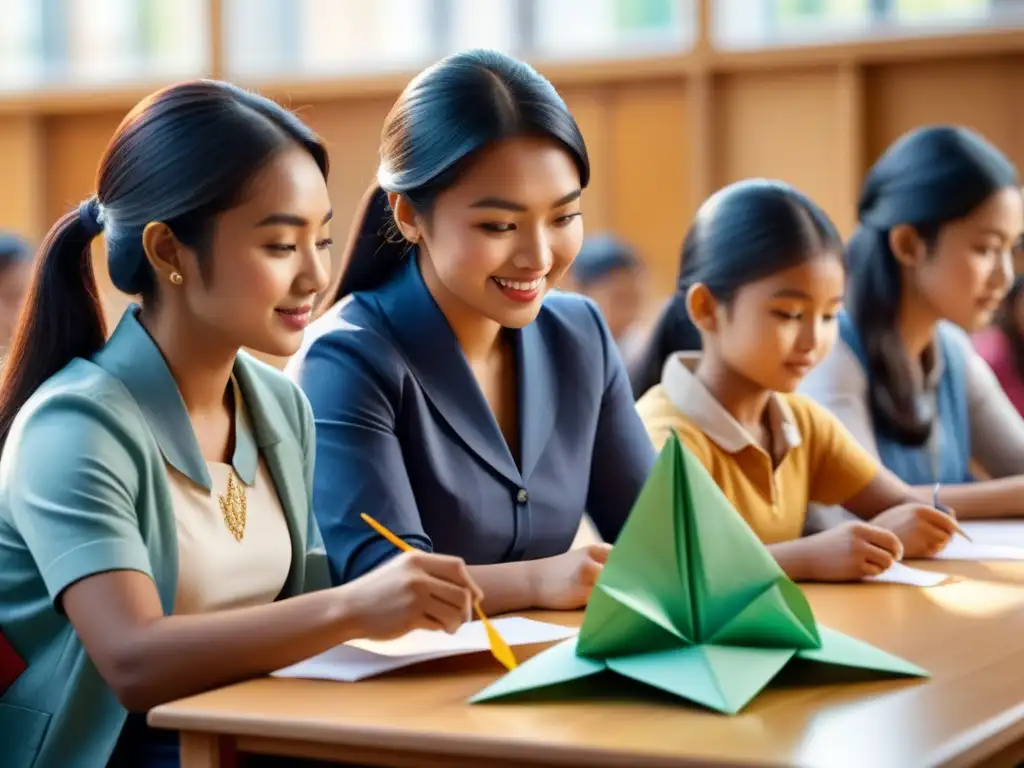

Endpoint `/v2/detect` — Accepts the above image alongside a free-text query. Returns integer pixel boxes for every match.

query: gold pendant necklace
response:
[219,470,247,542]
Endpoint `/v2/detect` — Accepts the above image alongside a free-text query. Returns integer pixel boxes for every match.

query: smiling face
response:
[903,187,1024,332]
[394,136,584,330]
[691,253,847,394]
[145,144,332,358]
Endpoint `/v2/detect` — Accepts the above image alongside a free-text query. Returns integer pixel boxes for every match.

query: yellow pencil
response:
[359,513,518,670]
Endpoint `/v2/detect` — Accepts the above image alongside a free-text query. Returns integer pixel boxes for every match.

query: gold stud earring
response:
[169,271,183,285]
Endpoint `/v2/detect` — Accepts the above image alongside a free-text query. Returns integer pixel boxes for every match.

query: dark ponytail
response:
[628,179,842,398]
[326,49,589,305]
[324,184,408,306]
[847,125,1019,445]
[0,80,327,450]
[0,203,107,446]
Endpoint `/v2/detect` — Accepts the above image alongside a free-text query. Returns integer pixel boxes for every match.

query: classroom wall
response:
[1,32,1022,331]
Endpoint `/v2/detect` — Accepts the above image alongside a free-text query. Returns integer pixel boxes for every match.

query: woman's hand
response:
[341,551,483,639]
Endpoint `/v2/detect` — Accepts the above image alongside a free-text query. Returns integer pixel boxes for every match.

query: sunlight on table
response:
[922,578,1024,617]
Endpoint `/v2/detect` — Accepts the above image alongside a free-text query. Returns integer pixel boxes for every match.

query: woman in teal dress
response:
[0,80,480,768]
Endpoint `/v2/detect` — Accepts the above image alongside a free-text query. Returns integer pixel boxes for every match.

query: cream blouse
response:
[168,458,291,615]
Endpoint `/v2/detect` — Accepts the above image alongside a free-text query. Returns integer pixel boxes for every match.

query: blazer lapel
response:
[377,256,522,485]
[233,357,308,598]
[516,321,557,481]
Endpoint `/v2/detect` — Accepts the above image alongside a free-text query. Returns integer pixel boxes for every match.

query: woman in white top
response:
[800,125,1024,523]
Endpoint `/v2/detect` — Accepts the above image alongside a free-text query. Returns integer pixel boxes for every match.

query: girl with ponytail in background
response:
[0,82,480,768]
[288,50,656,614]
[636,179,960,582]
[801,126,1024,522]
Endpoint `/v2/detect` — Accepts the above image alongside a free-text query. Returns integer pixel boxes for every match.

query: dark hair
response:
[846,125,1019,445]
[997,275,1024,383]
[0,233,31,275]
[0,80,328,449]
[628,179,843,398]
[572,234,640,286]
[328,49,589,305]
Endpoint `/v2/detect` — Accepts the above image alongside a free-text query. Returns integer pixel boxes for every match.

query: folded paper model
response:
[471,433,928,713]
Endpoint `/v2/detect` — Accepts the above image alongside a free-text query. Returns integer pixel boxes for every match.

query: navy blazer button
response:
[516,488,528,504]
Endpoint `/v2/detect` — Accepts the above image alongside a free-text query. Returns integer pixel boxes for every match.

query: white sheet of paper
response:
[272,617,578,682]
[933,536,1024,561]
[863,561,949,587]
[959,521,1024,547]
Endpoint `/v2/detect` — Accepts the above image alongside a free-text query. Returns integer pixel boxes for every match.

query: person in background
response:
[569,234,647,362]
[636,179,957,582]
[0,81,480,768]
[973,275,1024,417]
[800,125,1024,523]
[288,50,656,615]
[0,233,32,353]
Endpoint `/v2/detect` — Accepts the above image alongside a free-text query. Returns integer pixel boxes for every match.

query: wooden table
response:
[150,561,1024,768]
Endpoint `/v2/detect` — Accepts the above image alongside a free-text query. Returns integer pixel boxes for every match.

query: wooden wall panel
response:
[561,86,612,233]
[713,68,857,236]
[0,116,44,241]
[299,96,392,283]
[865,56,1024,174]
[607,80,689,292]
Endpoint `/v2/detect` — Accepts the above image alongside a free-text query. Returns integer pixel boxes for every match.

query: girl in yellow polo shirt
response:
[636,179,959,582]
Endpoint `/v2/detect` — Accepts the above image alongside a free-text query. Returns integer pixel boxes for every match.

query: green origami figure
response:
[471,433,928,714]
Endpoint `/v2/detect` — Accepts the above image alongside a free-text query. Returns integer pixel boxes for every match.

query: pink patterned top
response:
[973,326,1024,418]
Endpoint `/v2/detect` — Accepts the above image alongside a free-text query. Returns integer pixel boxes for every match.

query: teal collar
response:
[92,306,259,491]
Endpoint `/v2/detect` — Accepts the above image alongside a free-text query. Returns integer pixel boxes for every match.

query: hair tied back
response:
[78,196,105,239]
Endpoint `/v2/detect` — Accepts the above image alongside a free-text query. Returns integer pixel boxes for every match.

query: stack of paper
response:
[470,435,927,714]
[273,618,577,682]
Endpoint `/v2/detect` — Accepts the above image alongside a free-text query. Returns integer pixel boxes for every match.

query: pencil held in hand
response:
[932,484,972,542]
[359,513,517,670]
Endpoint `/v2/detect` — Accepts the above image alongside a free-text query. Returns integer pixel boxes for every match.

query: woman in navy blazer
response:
[288,49,657,615]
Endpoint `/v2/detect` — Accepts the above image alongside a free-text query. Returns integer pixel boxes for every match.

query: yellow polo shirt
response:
[636,354,880,544]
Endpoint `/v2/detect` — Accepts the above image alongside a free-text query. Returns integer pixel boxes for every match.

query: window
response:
[531,0,693,60]
[0,0,45,91]
[222,0,695,81]
[715,0,1024,49]
[0,0,207,92]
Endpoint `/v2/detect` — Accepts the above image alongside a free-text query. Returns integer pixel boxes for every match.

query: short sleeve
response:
[582,301,657,543]
[293,331,430,584]
[5,395,152,607]
[796,395,881,506]
[297,391,331,594]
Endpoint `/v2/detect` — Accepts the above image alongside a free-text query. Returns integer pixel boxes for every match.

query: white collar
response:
[660,354,803,456]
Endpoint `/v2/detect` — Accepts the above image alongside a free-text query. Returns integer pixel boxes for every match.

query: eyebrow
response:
[256,209,333,228]
[977,226,1017,241]
[771,289,843,302]
[469,189,582,212]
